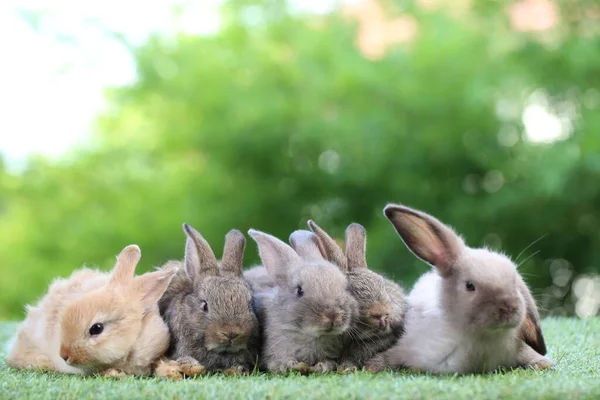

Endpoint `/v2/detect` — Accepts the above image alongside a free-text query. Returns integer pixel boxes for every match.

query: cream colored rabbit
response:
[7,245,177,376]
[366,204,551,374]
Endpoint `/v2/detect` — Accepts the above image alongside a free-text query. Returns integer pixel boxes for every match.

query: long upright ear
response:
[132,266,178,310]
[345,223,368,270]
[289,230,325,261]
[183,223,218,281]
[384,204,464,277]
[307,220,347,271]
[248,229,301,282]
[108,245,142,287]
[517,276,547,355]
[220,229,246,278]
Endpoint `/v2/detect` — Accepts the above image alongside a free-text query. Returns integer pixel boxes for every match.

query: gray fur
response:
[307,221,408,369]
[159,224,260,373]
[248,229,358,373]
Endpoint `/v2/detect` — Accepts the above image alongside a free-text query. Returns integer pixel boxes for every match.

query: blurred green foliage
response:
[1,0,599,319]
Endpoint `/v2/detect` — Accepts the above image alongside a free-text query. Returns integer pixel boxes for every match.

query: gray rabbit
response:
[245,229,358,373]
[305,221,408,371]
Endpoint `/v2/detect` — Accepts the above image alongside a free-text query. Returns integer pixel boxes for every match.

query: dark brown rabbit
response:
[305,221,408,371]
[156,224,260,379]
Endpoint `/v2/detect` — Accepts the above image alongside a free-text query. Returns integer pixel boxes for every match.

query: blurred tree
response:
[0,0,599,319]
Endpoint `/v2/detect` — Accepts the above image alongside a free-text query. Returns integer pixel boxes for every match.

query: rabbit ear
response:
[517,277,547,355]
[289,230,325,260]
[307,220,347,271]
[183,223,218,280]
[220,229,246,277]
[345,223,368,270]
[132,266,178,310]
[109,245,142,287]
[248,229,300,281]
[384,204,464,277]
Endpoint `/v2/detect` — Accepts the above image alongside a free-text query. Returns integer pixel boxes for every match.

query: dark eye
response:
[89,323,104,336]
[296,285,304,298]
[201,300,208,312]
[466,282,476,292]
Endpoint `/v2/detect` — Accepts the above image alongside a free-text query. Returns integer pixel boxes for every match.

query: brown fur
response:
[157,225,260,378]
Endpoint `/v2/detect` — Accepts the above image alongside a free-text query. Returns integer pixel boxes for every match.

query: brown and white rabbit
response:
[156,224,260,379]
[7,245,177,377]
[366,204,552,374]
[305,220,408,371]
[245,229,358,373]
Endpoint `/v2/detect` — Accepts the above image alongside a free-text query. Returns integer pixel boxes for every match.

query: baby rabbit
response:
[305,221,408,371]
[7,245,177,377]
[367,204,552,374]
[156,224,260,378]
[246,229,358,373]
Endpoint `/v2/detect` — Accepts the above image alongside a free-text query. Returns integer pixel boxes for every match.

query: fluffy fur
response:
[6,245,177,376]
[306,221,408,370]
[245,229,358,373]
[366,204,552,374]
[157,224,260,378]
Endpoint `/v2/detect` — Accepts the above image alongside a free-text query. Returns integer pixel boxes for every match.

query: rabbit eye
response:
[201,300,209,312]
[465,282,476,292]
[296,285,304,298]
[89,323,104,336]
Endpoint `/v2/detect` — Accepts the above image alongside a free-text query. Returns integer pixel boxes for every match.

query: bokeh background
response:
[1,0,599,320]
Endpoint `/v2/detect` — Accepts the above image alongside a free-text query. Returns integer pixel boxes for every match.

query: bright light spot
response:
[572,274,600,318]
[0,0,222,172]
[522,104,569,144]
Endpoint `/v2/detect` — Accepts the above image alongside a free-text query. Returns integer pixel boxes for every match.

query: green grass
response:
[1,318,599,400]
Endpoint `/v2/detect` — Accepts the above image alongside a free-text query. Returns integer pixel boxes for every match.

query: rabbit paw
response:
[223,365,249,376]
[177,356,207,377]
[288,361,311,375]
[101,368,128,379]
[310,361,336,374]
[337,361,359,374]
[154,359,184,381]
[364,353,388,373]
[529,356,554,370]
[364,360,385,373]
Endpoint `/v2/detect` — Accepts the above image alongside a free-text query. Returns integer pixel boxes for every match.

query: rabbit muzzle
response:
[205,326,249,353]
[366,303,391,331]
[484,298,524,330]
[59,344,71,363]
[315,307,349,334]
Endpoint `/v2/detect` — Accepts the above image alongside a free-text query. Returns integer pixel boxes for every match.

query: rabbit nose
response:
[370,313,390,325]
[497,301,516,317]
[59,345,70,361]
[325,310,339,322]
[223,331,240,341]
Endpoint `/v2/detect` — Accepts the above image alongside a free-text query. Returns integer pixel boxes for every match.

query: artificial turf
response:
[1,318,598,399]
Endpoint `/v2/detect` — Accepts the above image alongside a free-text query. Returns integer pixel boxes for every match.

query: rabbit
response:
[365,204,552,374]
[304,220,408,372]
[6,245,178,377]
[246,229,358,374]
[156,224,261,379]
